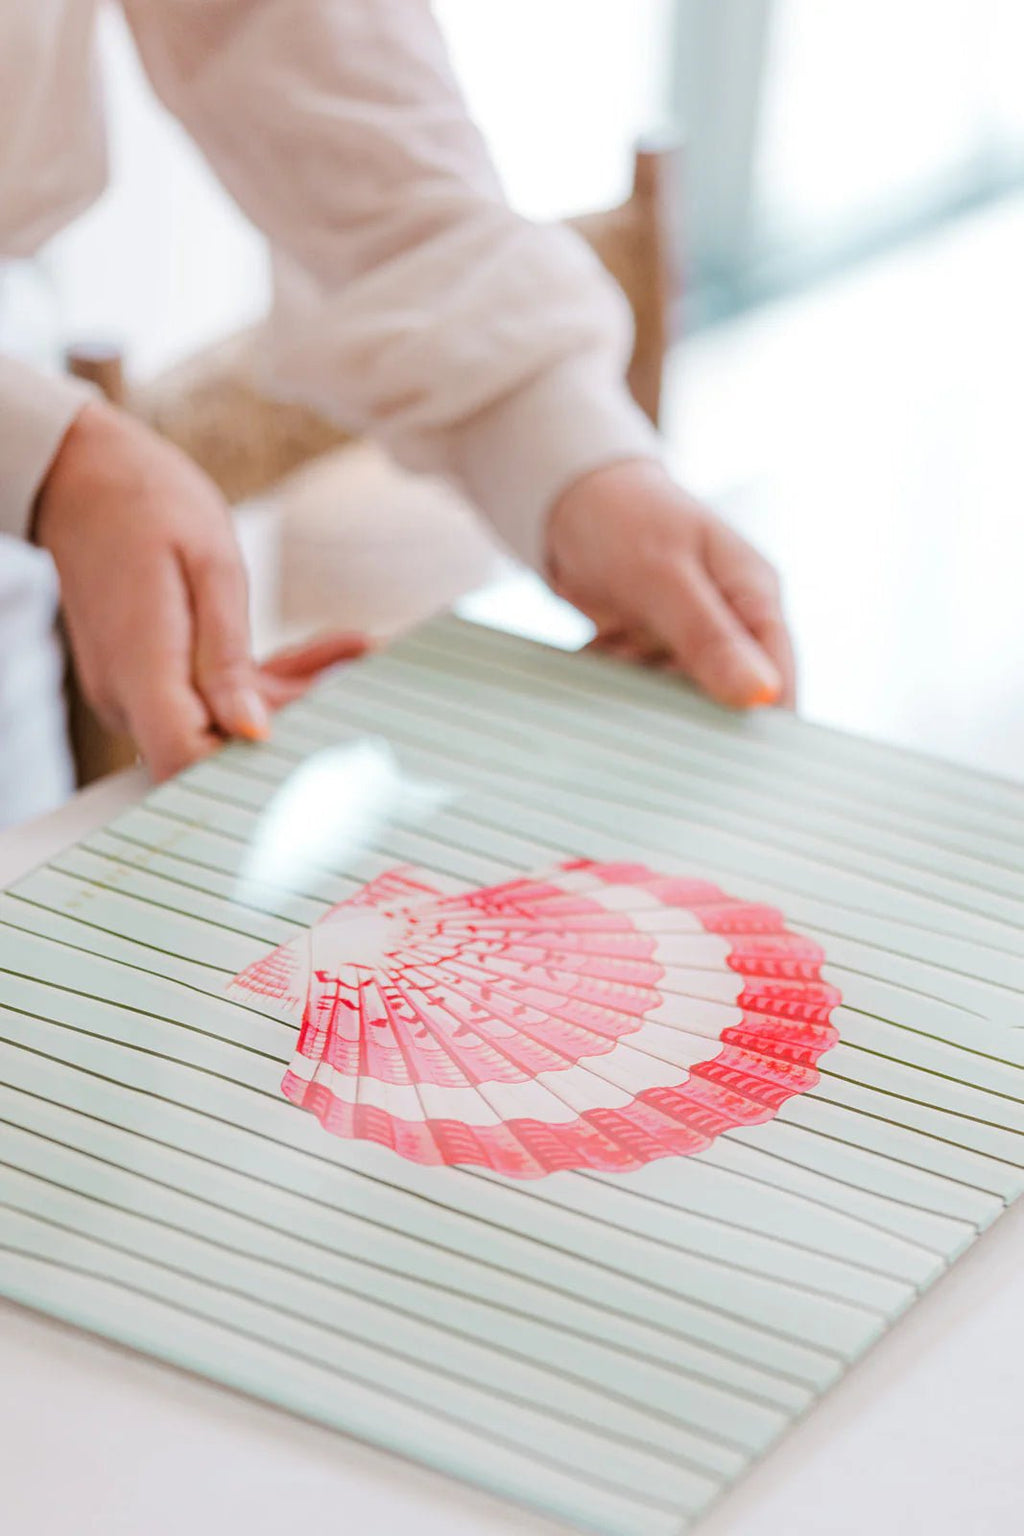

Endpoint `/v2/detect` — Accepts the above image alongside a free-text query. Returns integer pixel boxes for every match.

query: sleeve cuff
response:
[443,356,665,572]
[0,356,98,542]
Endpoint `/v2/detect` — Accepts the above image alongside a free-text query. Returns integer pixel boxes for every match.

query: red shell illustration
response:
[230,861,841,1178]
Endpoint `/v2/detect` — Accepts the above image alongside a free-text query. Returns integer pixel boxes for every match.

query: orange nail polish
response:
[746,683,780,708]
[232,689,271,741]
[236,718,271,743]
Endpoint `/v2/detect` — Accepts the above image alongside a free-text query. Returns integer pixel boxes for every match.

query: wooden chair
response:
[66,143,680,784]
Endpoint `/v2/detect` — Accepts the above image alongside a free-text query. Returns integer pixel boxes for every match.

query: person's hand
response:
[35,399,367,781]
[546,458,795,708]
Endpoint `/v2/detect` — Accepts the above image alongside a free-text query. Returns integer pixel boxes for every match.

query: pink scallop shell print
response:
[230,861,841,1178]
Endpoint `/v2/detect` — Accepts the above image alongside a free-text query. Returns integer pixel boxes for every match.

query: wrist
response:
[32,399,111,546]
[545,456,670,582]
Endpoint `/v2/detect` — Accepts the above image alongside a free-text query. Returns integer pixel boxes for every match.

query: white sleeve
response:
[0,355,95,541]
[122,0,661,567]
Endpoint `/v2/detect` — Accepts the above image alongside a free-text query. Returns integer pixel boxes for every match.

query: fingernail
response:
[740,650,782,709]
[231,688,271,742]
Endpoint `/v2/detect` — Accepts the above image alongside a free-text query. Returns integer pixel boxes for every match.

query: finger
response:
[750,612,797,708]
[258,673,319,710]
[114,556,218,781]
[260,631,369,680]
[650,560,783,709]
[189,546,270,742]
[256,632,371,714]
[133,684,220,782]
[587,630,672,666]
[586,631,634,658]
[706,527,797,707]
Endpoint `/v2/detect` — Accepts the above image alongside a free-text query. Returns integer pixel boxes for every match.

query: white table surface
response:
[4,199,1024,1533]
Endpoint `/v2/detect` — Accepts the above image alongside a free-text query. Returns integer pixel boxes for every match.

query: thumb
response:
[189,547,270,742]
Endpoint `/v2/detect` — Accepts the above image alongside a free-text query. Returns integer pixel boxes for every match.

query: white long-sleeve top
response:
[0,0,660,567]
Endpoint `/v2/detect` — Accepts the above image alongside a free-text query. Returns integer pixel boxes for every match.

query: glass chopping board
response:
[1,615,1022,1536]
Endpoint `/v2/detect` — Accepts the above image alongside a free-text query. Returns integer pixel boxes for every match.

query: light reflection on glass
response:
[235,738,452,908]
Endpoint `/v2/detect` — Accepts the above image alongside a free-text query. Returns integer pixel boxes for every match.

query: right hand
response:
[547,459,795,708]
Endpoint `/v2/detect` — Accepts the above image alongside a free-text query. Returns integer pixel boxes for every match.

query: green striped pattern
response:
[1,615,1022,1536]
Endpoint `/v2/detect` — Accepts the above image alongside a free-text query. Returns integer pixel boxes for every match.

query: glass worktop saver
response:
[1,616,1023,1536]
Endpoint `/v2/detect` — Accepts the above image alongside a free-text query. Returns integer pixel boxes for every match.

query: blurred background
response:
[4,0,1024,790]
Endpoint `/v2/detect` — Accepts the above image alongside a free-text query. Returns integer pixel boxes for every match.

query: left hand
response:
[546,459,795,709]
